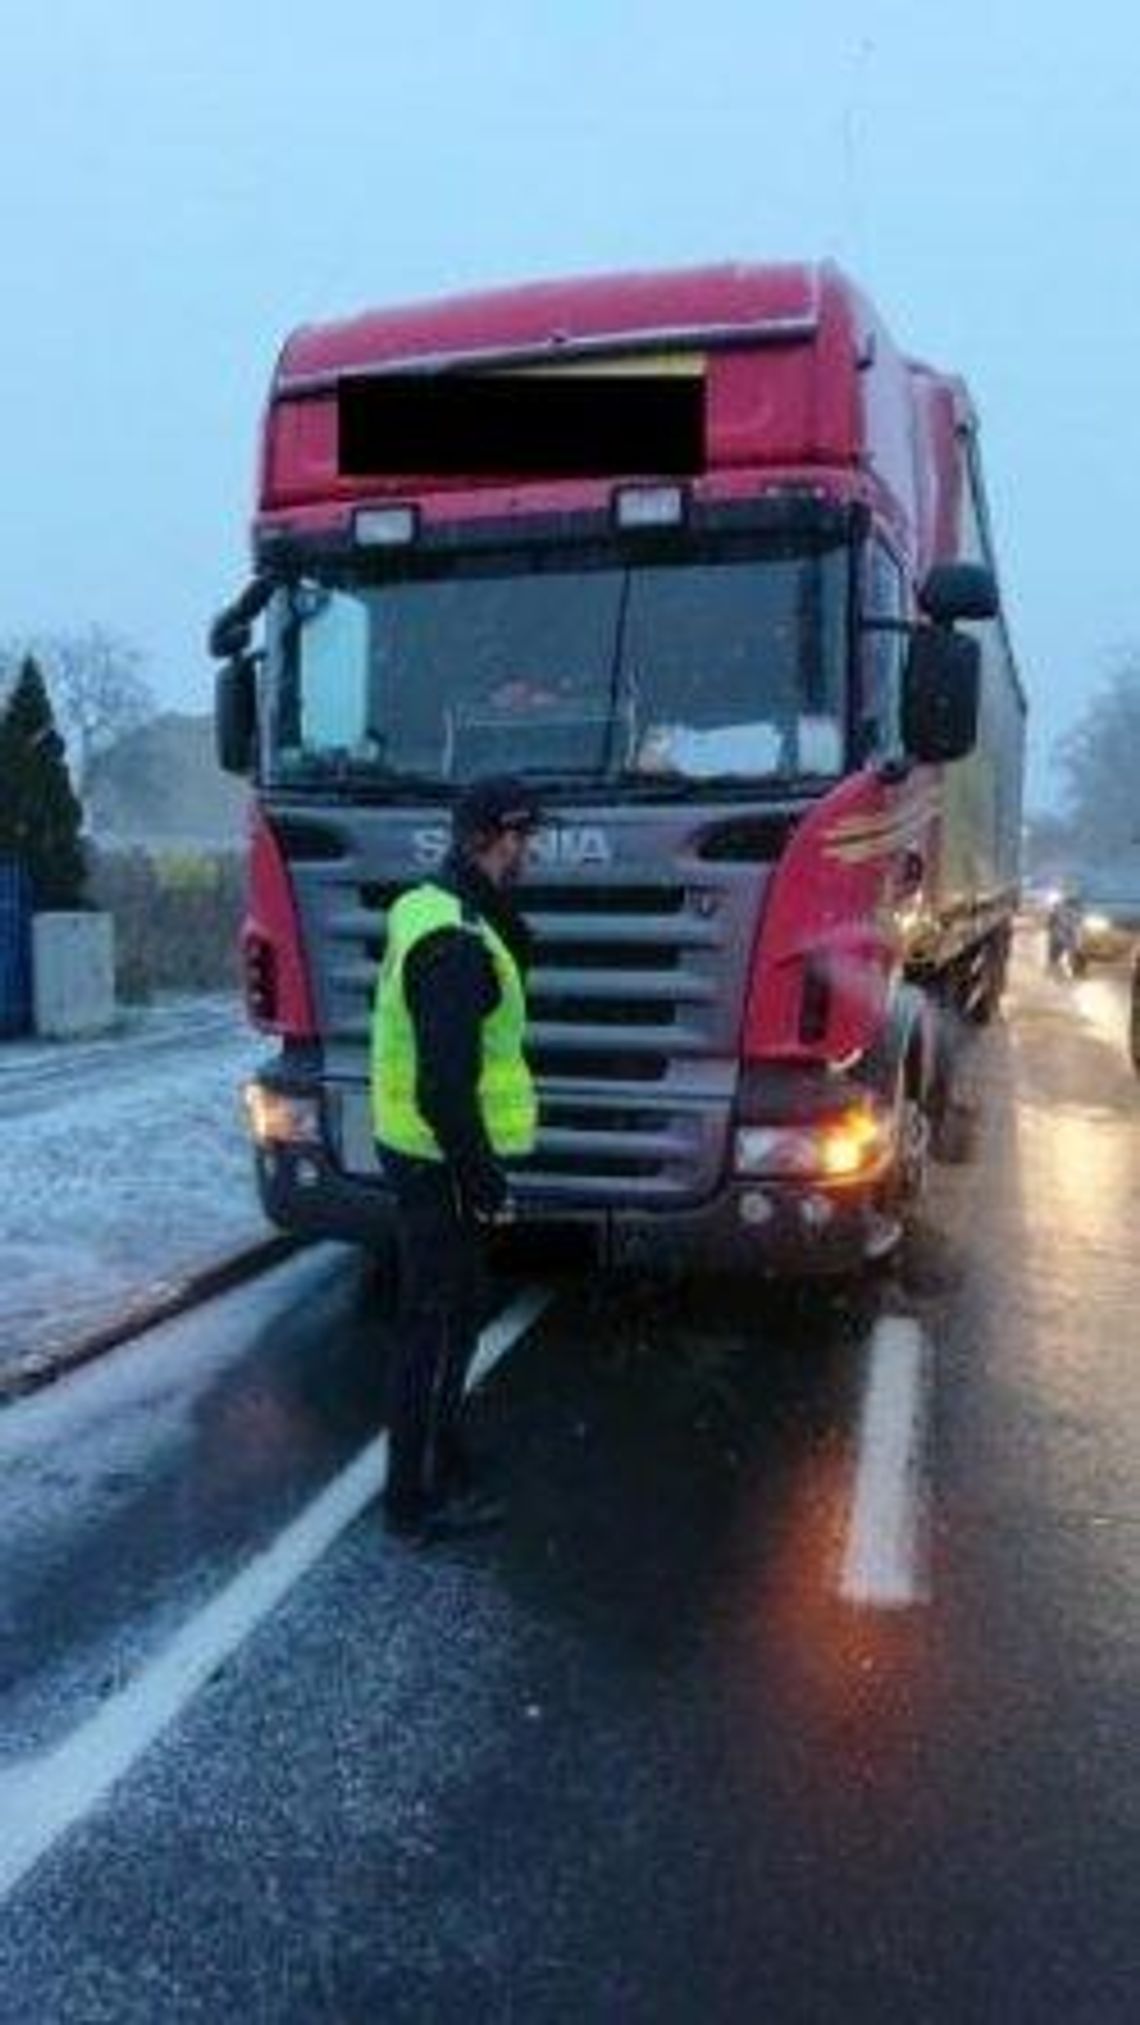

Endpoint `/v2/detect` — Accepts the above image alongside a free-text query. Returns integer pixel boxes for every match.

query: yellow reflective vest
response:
[370,882,536,1160]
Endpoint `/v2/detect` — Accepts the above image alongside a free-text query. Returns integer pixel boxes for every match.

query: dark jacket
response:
[403,850,533,1211]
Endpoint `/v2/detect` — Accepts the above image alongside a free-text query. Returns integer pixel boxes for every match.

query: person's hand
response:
[456,1155,509,1226]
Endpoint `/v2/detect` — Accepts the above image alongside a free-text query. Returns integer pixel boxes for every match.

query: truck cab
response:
[214,263,1024,1275]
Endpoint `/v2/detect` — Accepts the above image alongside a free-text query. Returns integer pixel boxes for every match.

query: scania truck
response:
[212,262,1025,1275]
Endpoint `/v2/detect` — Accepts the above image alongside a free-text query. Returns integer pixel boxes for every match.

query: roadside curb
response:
[0,1234,309,1404]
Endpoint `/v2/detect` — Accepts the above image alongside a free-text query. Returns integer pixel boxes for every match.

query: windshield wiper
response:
[612,770,827,801]
[501,767,613,786]
[307,758,455,801]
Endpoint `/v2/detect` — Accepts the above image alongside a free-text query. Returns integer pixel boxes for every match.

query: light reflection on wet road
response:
[0,939,1136,2022]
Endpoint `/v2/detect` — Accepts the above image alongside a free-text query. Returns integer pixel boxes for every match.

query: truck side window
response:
[296,587,371,753]
[860,542,906,762]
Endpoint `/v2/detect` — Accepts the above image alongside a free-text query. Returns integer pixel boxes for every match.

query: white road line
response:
[839,1315,932,1609]
[0,1284,551,1906]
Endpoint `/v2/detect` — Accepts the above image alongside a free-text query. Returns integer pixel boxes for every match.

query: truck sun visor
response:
[337,369,705,479]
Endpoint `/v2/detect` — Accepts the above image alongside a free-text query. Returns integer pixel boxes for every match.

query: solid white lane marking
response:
[467,1283,551,1387]
[839,1315,932,1609]
[0,1285,551,1905]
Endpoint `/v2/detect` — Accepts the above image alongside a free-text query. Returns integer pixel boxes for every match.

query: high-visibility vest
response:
[370,881,536,1160]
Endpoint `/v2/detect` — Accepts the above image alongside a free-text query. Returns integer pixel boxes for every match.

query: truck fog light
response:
[244,1082,322,1148]
[800,1193,833,1230]
[739,1189,774,1226]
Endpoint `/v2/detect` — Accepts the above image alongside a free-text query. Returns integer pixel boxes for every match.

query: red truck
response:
[212,262,1024,1275]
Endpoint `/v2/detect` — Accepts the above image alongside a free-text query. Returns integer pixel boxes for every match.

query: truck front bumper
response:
[252,1137,892,1279]
[245,1053,902,1279]
[603,1178,894,1277]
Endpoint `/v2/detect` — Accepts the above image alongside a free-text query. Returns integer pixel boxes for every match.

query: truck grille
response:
[518,879,730,1200]
[294,826,772,1209]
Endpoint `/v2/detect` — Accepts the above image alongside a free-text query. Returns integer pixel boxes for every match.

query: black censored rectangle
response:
[338,371,705,478]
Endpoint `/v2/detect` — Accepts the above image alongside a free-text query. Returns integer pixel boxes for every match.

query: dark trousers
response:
[381,1151,485,1520]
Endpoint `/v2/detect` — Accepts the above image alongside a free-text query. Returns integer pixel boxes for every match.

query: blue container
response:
[0,859,32,1038]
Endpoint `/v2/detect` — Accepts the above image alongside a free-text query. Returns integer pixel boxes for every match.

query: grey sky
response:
[1,0,1136,806]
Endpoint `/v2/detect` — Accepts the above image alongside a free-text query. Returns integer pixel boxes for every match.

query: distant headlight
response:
[1082,912,1112,935]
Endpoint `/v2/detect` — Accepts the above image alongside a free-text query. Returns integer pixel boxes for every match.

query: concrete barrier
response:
[32,912,116,1038]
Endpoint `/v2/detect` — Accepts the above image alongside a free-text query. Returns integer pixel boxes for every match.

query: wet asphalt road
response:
[0,940,1137,2023]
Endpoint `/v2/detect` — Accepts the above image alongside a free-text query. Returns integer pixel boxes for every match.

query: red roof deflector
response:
[276,264,822,393]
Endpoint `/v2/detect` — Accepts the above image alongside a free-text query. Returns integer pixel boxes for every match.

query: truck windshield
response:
[262,539,848,791]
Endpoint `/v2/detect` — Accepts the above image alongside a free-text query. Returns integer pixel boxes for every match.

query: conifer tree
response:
[0,656,87,908]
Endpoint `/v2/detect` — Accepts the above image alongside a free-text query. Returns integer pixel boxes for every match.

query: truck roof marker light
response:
[353,505,418,547]
[613,484,686,529]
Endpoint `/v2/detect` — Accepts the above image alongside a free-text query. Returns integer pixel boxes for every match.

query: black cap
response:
[451,774,546,844]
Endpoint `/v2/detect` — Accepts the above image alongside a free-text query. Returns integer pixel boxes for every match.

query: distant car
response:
[1046,866,1140,976]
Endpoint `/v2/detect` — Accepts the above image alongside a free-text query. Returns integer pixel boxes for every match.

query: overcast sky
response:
[1,0,1136,806]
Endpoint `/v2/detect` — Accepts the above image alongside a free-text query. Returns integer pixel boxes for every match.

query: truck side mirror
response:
[209,575,275,658]
[901,628,980,765]
[215,657,257,775]
[918,563,999,624]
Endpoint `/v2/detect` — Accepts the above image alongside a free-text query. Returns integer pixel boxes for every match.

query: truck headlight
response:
[734,1103,891,1182]
[244,1083,322,1148]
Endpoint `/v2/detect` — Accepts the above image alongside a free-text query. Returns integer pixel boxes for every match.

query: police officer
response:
[371,775,542,1542]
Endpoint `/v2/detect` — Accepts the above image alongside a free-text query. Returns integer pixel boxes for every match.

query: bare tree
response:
[2,627,156,796]
[1055,657,1140,860]
[1022,807,1075,878]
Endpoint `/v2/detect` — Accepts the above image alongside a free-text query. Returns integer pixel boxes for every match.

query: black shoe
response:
[444,1485,504,1520]
[421,1490,507,1543]
[382,1501,435,1547]
[433,1436,476,1500]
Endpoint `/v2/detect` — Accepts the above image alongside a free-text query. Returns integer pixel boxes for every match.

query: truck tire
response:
[927,998,977,1164]
[896,1074,931,1204]
[860,1061,932,1270]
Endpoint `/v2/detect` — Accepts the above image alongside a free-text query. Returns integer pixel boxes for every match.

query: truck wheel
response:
[896,1082,931,1203]
[868,1069,930,1268]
